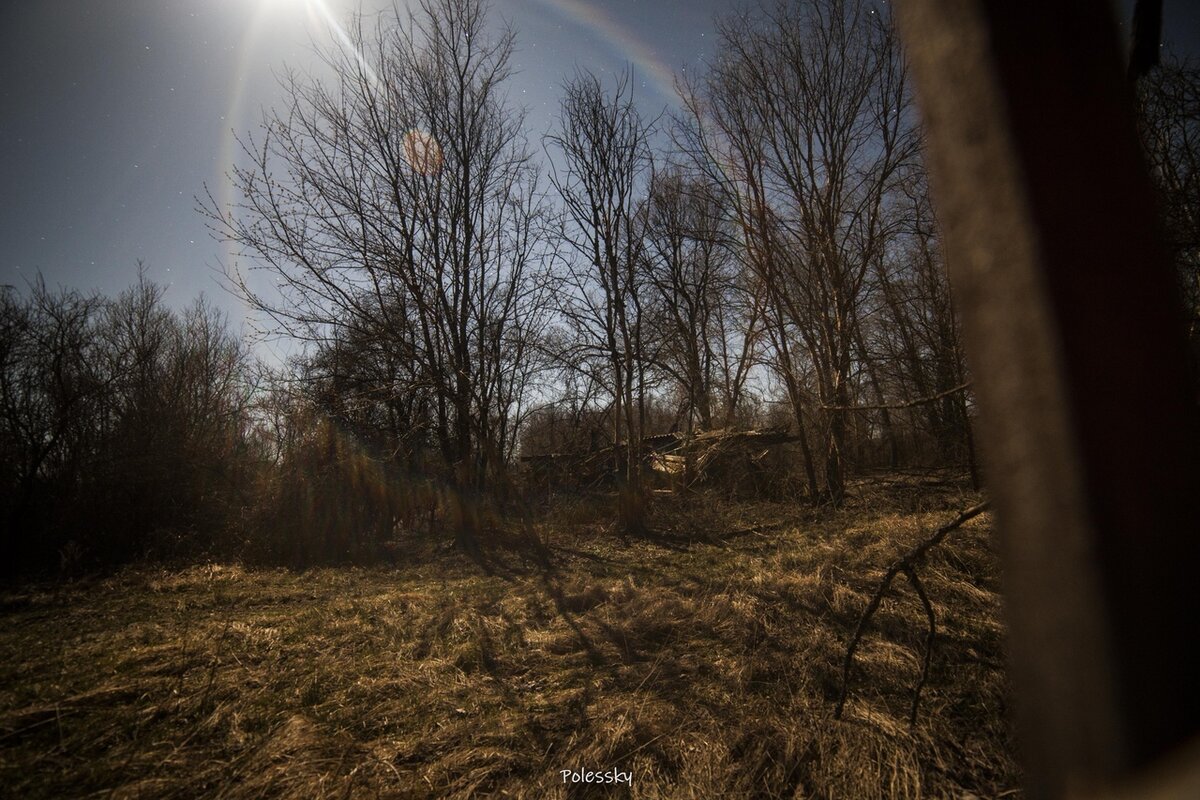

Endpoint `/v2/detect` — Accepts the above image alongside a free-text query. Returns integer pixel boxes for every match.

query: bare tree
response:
[864,178,976,473]
[204,0,549,549]
[0,280,104,570]
[1135,55,1200,377]
[678,0,919,502]
[546,68,654,533]
[641,168,753,435]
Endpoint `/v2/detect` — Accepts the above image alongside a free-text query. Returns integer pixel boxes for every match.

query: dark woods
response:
[3,0,1197,575]
[0,273,254,573]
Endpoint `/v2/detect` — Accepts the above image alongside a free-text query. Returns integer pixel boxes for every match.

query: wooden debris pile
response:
[649,428,798,494]
[521,428,799,495]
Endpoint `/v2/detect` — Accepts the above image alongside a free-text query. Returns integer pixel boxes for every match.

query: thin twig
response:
[903,565,936,725]
[823,382,971,412]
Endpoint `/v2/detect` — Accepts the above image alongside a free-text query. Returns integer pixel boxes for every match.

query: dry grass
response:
[0,485,1018,798]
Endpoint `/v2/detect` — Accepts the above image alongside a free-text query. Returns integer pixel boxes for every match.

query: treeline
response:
[4,0,1197,572]
[0,272,476,573]
[0,274,255,573]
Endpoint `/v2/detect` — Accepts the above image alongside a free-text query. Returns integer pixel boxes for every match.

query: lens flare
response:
[220,1,382,280]
[527,0,679,104]
[300,0,380,87]
[402,129,444,176]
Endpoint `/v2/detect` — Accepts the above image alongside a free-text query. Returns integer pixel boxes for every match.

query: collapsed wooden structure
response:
[520,428,800,494]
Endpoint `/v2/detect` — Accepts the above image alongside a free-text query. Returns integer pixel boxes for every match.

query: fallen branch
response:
[823,382,971,412]
[834,501,991,723]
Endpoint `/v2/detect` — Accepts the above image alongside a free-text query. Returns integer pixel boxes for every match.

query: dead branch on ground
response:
[834,501,991,723]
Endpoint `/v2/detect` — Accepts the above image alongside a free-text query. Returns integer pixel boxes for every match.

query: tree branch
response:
[834,500,991,722]
[822,381,971,412]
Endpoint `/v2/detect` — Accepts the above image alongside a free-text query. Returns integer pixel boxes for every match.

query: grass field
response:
[0,486,1018,798]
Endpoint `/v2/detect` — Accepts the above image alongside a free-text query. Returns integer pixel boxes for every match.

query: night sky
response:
[0,0,724,336]
[2,0,1199,344]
